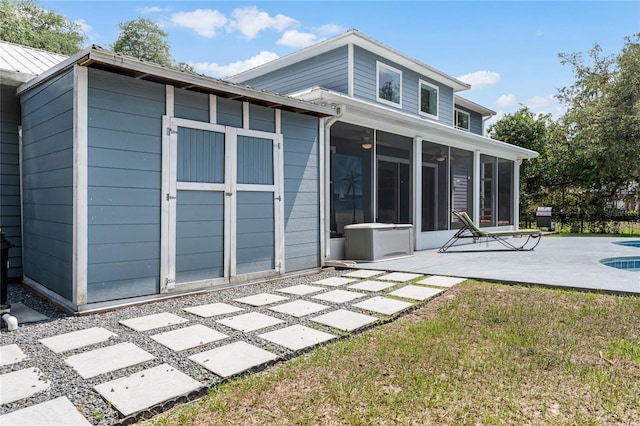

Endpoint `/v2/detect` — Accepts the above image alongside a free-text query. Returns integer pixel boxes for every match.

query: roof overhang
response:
[228,29,470,93]
[293,87,538,161]
[454,96,496,117]
[16,45,335,118]
[0,69,36,87]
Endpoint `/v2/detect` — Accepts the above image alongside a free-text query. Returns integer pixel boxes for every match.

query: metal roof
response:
[0,41,67,80]
[17,45,335,118]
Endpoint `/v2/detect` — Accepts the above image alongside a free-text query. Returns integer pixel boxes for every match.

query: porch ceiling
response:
[293,87,539,161]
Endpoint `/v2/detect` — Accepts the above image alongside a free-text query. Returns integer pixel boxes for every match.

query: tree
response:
[0,0,85,55]
[488,107,562,216]
[111,18,172,66]
[556,34,640,218]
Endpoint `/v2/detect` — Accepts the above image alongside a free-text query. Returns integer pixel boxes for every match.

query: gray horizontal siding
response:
[86,68,164,302]
[175,88,209,122]
[176,190,224,282]
[281,111,320,271]
[19,70,74,299]
[455,105,484,135]
[236,191,274,274]
[240,46,349,95]
[249,104,275,133]
[353,46,455,126]
[217,97,243,128]
[0,84,23,278]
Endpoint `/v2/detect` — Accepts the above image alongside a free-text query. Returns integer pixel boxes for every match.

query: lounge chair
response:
[438,211,542,253]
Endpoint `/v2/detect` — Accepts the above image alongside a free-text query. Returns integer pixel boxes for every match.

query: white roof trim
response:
[292,87,538,160]
[16,45,335,117]
[227,29,470,92]
[454,96,496,117]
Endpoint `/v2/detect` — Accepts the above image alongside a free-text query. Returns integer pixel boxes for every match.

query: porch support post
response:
[319,117,328,265]
[413,137,422,250]
[514,159,521,229]
[473,150,481,225]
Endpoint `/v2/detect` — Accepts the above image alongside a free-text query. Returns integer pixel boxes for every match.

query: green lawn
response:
[143,282,640,426]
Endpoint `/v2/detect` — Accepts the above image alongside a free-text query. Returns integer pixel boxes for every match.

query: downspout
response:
[321,104,346,264]
[482,114,494,137]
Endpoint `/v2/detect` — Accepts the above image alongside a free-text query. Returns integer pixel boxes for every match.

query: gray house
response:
[227,30,538,258]
[1,41,333,312]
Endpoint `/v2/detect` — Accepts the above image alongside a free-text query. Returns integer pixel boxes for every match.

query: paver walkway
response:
[0,269,460,424]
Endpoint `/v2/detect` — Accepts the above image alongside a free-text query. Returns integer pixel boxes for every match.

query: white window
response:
[376,62,402,107]
[455,109,470,131]
[419,80,438,118]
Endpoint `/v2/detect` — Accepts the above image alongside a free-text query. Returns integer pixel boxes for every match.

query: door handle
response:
[166,194,176,201]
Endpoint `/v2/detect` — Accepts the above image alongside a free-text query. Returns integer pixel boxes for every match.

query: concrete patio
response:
[353,236,640,295]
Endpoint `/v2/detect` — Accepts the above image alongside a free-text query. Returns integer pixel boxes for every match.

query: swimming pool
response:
[614,240,640,248]
[600,256,640,272]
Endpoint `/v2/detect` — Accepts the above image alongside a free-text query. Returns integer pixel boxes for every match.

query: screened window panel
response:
[237,136,273,185]
[177,127,224,183]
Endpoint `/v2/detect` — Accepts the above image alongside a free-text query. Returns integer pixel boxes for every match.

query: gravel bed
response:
[0,267,423,425]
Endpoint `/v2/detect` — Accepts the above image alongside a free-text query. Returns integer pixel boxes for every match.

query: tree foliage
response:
[556,33,640,216]
[111,18,172,66]
[491,34,640,222]
[0,0,85,55]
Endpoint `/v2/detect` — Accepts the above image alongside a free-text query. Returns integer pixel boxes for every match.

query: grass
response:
[142,282,640,425]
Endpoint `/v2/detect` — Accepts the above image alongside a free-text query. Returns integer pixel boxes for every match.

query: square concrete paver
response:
[0,344,27,367]
[94,363,203,417]
[276,284,325,295]
[65,342,154,379]
[234,293,288,307]
[151,324,227,352]
[353,296,413,316]
[347,280,398,292]
[0,367,50,404]
[189,341,278,378]
[269,300,329,318]
[217,312,284,332]
[342,269,385,279]
[312,290,367,303]
[377,272,423,282]
[119,312,188,332]
[0,396,91,425]
[312,277,357,287]
[388,285,443,301]
[417,275,466,288]
[184,302,243,318]
[39,327,116,353]
[259,324,336,351]
[312,309,379,331]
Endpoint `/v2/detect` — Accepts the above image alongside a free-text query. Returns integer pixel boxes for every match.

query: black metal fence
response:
[522,211,640,234]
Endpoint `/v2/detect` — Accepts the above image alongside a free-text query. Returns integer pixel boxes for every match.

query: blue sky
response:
[41,1,639,124]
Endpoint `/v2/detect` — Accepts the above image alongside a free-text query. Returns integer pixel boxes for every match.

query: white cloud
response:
[194,50,280,78]
[139,6,170,14]
[277,30,320,48]
[229,6,297,39]
[74,19,92,34]
[314,24,343,36]
[525,94,555,110]
[496,94,517,108]
[171,9,227,38]
[457,70,501,90]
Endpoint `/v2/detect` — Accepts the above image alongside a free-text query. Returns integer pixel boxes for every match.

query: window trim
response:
[454,108,470,132]
[376,61,402,108]
[418,79,439,119]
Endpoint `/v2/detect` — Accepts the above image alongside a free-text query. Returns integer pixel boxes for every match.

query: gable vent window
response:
[419,80,438,118]
[376,62,402,107]
[455,109,470,131]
